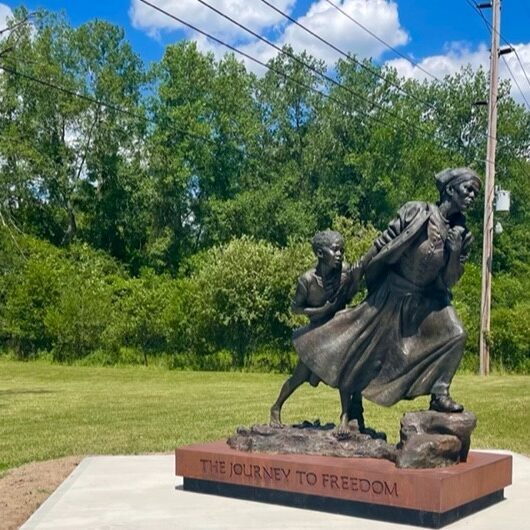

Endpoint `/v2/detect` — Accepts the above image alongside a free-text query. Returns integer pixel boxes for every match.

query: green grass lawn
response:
[1,359,529,473]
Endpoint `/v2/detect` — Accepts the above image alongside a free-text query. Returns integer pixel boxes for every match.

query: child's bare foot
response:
[334,413,352,440]
[269,406,283,427]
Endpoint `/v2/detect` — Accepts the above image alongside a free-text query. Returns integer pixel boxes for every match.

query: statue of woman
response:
[293,168,481,433]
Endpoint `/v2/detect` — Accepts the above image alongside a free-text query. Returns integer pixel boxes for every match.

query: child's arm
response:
[332,261,364,308]
[344,261,364,303]
[291,277,337,321]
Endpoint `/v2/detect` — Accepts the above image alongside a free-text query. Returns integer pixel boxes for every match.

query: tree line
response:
[1,8,529,372]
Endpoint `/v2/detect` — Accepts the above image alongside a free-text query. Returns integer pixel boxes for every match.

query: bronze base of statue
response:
[175,440,511,528]
[227,410,477,469]
[228,421,395,462]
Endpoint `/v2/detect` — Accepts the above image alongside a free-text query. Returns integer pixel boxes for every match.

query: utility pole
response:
[479,0,501,376]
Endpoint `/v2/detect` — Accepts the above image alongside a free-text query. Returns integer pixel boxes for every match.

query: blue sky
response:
[1,1,529,105]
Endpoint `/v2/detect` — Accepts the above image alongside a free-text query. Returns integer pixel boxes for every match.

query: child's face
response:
[318,239,344,269]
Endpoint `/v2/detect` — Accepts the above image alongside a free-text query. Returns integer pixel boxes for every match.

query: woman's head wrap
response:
[435,167,482,193]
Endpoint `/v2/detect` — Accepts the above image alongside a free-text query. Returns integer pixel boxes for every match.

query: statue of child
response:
[269,230,364,433]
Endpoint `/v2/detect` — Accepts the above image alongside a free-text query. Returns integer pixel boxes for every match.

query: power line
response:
[0,52,496,174]
[188,0,434,139]
[259,0,503,167]
[465,0,530,107]
[467,0,530,171]
[137,0,427,139]
[0,62,215,145]
[0,13,36,36]
[139,0,503,172]
[0,50,395,152]
[512,49,530,93]
[2,3,502,173]
[0,16,421,152]
[473,0,530,94]
[322,0,506,154]
[258,0,440,115]
[501,56,530,108]
[143,0,499,166]
[320,0,503,149]
[322,0,510,153]
[323,0,440,82]
[136,0,333,103]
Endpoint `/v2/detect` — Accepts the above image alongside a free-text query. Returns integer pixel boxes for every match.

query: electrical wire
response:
[139,0,502,170]
[258,0,440,115]
[465,0,530,108]
[257,0,502,166]
[0,26,412,148]
[0,13,36,36]
[0,62,215,144]
[464,0,530,180]
[0,51,400,152]
[143,0,511,173]
[137,0,432,140]
[474,0,530,94]
[321,0,507,156]
[501,57,530,108]
[260,0,504,162]
[188,0,434,138]
[2,2,527,229]
[323,0,441,82]
[512,49,530,93]
[2,2,505,172]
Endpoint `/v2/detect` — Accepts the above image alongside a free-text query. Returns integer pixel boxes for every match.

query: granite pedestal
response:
[176,441,512,528]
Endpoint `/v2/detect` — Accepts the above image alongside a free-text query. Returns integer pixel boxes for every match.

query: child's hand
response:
[349,261,364,285]
[342,262,363,302]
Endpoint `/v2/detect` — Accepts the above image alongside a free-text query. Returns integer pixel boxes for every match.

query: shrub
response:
[1,237,69,356]
[175,237,300,364]
[490,303,530,373]
[2,221,529,374]
[0,236,124,360]
[44,278,114,362]
[103,270,175,361]
[244,347,298,374]
[453,264,530,373]
[171,223,379,367]
[452,263,481,368]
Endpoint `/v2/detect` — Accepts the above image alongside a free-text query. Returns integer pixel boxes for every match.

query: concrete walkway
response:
[21,451,529,529]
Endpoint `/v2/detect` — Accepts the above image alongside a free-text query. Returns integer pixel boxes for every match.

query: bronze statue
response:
[273,167,481,432]
[269,230,363,430]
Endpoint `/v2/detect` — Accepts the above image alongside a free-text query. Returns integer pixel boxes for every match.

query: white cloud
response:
[386,42,489,81]
[504,43,530,107]
[386,41,530,108]
[277,0,408,65]
[0,3,14,33]
[129,1,530,108]
[0,3,13,81]
[129,0,295,41]
[130,0,408,72]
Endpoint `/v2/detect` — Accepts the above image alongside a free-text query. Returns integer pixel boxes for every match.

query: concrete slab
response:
[21,450,530,529]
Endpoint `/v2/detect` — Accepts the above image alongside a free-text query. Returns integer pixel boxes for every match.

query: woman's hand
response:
[446,226,465,253]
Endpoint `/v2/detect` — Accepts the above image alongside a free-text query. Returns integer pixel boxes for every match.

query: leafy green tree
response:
[69,20,149,267]
[1,13,530,372]
[146,42,216,270]
[0,11,149,269]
